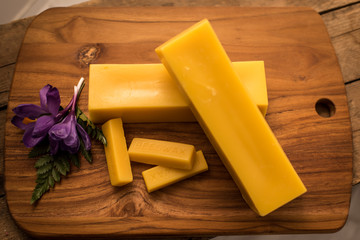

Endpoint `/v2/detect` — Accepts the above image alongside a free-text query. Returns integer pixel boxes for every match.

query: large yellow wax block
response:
[142,150,208,193]
[128,138,195,170]
[102,118,133,186]
[155,19,306,216]
[88,61,267,123]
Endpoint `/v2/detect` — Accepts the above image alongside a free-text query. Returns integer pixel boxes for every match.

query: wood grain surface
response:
[4,7,353,238]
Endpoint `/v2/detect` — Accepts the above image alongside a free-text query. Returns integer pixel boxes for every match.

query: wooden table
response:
[1,1,359,239]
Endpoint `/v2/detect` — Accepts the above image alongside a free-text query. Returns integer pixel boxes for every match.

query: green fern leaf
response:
[36,162,53,175]
[76,108,96,128]
[61,157,70,172]
[54,157,67,176]
[79,138,92,163]
[35,177,47,184]
[86,126,92,135]
[34,155,53,168]
[52,168,60,182]
[48,174,55,188]
[76,107,107,146]
[31,176,50,204]
[37,171,49,179]
[91,129,97,138]
[96,130,107,146]
[68,153,80,168]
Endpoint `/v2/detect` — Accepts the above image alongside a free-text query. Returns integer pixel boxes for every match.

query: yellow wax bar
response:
[102,118,133,186]
[128,138,195,170]
[88,61,267,123]
[233,61,267,115]
[155,19,306,216]
[142,150,208,193]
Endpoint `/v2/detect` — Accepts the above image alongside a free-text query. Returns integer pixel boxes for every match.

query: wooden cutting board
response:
[5,7,353,238]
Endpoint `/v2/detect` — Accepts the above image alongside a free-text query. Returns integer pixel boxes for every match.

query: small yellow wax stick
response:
[102,118,133,186]
[88,61,267,124]
[142,150,208,193]
[156,19,306,216]
[128,138,196,170]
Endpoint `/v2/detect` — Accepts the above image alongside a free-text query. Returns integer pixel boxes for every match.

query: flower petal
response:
[11,116,27,130]
[63,141,79,154]
[32,115,55,138]
[23,124,46,148]
[63,115,79,152]
[39,84,51,110]
[49,113,73,141]
[12,104,47,119]
[46,86,60,116]
[49,122,71,141]
[63,131,78,147]
[76,123,91,150]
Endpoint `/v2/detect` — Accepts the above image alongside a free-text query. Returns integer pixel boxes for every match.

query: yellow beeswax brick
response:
[88,61,267,123]
[155,19,306,216]
[233,61,267,115]
[142,150,208,193]
[128,138,195,170]
[102,118,133,186]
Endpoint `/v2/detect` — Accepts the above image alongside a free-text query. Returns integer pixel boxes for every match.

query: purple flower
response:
[11,78,91,155]
[48,79,91,155]
[48,112,91,155]
[49,113,79,154]
[11,85,60,148]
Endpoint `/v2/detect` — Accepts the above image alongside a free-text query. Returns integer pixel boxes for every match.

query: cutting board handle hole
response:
[315,98,335,118]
